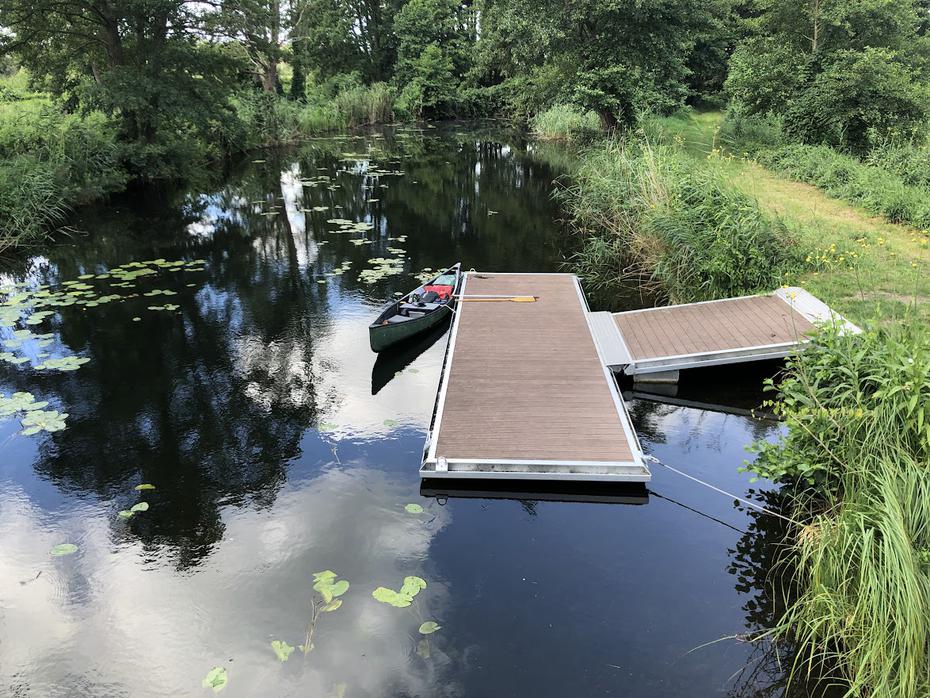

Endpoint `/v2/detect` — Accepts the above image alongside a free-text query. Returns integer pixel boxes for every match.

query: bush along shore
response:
[748,323,930,697]
[562,136,803,303]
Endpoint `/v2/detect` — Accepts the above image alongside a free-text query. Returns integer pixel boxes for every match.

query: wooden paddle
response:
[457,295,538,303]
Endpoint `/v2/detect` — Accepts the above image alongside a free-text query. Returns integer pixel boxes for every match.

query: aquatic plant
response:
[270,639,294,662]
[372,575,426,608]
[49,543,77,556]
[20,409,68,435]
[301,570,350,656]
[201,666,228,693]
[404,503,423,514]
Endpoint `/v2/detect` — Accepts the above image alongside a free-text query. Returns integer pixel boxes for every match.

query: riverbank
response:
[560,107,930,697]
[0,70,397,254]
[568,109,930,325]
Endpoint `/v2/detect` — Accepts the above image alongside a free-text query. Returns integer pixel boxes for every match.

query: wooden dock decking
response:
[421,273,649,482]
[593,287,859,376]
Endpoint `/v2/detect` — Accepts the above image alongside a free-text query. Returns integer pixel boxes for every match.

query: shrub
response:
[531,105,601,141]
[564,138,802,302]
[784,49,929,156]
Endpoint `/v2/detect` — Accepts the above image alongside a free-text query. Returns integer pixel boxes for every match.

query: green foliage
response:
[784,49,929,155]
[726,0,930,154]
[753,142,930,228]
[394,45,457,119]
[750,324,930,696]
[565,138,803,302]
[0,73,126,250]
[531,105,601,142]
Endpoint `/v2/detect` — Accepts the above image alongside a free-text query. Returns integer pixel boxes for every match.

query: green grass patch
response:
[564,137,803,303]
[531,105,601,142]
[644,109,930,324]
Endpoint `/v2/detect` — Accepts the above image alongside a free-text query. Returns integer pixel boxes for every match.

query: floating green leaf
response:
[321,599,343,612]
[271,639,294,662]
[372,586,411,608]
[34,356,90,372]
[0,392,49,416]
[418,621,441,634]
[202,666,228,693]
[135,483,156,491]
[49,543,78,556]
[383,419,398,427]
[21,409,68,435]
[130,502,149,513]
[400,576,427,597]
[404,503,423,514]
[118,510,133,519]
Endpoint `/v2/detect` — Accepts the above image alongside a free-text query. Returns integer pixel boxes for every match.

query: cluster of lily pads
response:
[0,391,68,435]
[327,218,374,234]
[0,257,206,438]
[358,257,405,284]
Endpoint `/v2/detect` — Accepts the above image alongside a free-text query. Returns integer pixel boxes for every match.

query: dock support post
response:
[634,370,680,385]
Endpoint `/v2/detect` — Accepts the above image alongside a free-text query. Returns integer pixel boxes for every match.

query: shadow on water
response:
[0,123,830,696]
[371,320,451,396]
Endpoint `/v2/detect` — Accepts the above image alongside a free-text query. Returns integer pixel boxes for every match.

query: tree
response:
[475,0,722,128]
[0,0,241,151]
[726,0,930,152]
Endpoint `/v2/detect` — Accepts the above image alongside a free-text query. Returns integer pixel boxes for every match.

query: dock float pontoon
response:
[421,272,650,482]
[590,287,859,380]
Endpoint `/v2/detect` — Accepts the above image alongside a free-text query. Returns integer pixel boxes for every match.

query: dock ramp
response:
[421,272,649,482]
[598,287,859,377]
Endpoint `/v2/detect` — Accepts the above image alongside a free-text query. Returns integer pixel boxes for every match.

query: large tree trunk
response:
[598,108,619,132]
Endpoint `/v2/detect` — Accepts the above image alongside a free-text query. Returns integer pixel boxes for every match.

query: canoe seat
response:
[401,302,440,312]
[387,311,425,323]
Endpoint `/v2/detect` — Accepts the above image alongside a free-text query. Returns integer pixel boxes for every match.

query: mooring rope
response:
[643,455,800,525]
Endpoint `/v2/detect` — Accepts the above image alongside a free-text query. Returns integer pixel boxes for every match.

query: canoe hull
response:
[369,303,452,352]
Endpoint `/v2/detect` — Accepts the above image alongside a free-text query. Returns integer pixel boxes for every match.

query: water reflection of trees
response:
[2,127,572,568]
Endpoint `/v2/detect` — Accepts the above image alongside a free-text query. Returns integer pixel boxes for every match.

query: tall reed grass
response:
[751,323,930,697]
[564,138,802,302]
[531,105,601,141]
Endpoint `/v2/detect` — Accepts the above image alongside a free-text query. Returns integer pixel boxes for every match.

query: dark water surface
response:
[0,126,791,697]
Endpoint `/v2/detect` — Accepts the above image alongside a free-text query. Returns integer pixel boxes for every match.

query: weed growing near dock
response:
[749,323,930,697]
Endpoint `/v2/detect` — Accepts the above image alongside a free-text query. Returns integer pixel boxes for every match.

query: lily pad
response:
[49,543,78,556]
[418,621,441,634]
[21,409,69,435]
[404,503,423,514]
[202,666,228,693]
[271,639,294,662]
[118,510,134,519]
[130,502,149,513]
[383,419,398,427]
[135,483,156,491]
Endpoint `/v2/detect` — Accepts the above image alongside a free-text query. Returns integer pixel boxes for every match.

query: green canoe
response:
[369,263,462,353]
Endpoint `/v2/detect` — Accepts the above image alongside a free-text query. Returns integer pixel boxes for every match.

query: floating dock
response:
[591,287,859,380]
[420,276,855,483]
[421,273,650,482]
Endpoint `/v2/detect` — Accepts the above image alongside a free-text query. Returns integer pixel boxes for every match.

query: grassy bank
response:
[531,105,601,142]
[564,136,803,303]
[642,109,930,324]
[0,72,126,252]
[562,108,930,696]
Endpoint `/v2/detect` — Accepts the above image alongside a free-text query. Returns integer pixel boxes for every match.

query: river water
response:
[0,125,793,697]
